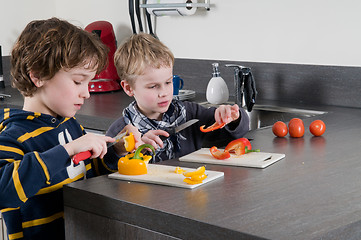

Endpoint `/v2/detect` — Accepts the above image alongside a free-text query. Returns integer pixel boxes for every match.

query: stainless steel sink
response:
[247,104,326,130]
[199,102,327,130]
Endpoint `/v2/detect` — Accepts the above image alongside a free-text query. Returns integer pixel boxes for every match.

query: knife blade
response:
[72,131,127,165]
[107,131,128,148]
[160,119,199,141]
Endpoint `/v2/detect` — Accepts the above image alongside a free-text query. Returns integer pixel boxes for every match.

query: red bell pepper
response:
[225,138,252,150]
[200,122,226,133]
[225,138,260,156]
[210,146,230,160]
[225,141,246,155]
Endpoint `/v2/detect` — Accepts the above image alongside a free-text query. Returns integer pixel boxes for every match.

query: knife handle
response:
[159,127,175,141]
[72,151,92,165]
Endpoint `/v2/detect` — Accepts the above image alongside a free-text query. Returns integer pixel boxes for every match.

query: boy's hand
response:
[113,124,143,155]
[215,104,240,125]
[141,129,169,150]
[64,133,114,159]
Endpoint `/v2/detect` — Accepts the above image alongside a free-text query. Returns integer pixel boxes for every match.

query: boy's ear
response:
[29,71,44,87]
[121,80,134,97]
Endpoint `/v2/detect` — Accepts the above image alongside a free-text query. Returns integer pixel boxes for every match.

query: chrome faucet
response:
[226,64,257,112]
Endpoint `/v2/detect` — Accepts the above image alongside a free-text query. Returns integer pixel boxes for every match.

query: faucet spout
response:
[225,64,257,112]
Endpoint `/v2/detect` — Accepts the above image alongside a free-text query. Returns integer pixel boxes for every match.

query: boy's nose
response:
[158,85,170,97]
[81,85,90,99]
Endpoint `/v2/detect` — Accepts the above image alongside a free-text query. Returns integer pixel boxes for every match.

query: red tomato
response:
[288,118,305,138]
[272,121,288,137]
[309,120,326,136]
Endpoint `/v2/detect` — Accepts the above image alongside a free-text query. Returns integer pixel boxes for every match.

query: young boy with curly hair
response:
[107,33,250,162]
[0,18,139,239]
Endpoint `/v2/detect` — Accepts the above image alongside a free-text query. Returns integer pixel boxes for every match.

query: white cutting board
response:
[179,148,285,169]
[108,164,224,189]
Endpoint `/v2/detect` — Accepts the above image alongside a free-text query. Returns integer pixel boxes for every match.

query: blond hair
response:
[114,33,174,86]
[11,17,108,97]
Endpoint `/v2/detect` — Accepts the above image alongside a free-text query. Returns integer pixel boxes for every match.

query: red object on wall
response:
[85,21,121,92]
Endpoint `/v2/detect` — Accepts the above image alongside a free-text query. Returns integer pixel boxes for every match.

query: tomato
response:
[309,120,326,136]
[272,121,288,137]
[288,118,305,138]
[209,146,230,160]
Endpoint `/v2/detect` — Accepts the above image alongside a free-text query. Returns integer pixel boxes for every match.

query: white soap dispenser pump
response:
[206,63,229,104]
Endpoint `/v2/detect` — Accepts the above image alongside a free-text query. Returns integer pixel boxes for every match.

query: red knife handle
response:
[72,151,92,165]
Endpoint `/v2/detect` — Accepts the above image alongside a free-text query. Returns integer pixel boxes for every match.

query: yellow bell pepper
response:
[118,144,155,175]
[124,132,135,152]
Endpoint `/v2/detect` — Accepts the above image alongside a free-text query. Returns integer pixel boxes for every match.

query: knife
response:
[160,119,199,141]
[72,131,128,165]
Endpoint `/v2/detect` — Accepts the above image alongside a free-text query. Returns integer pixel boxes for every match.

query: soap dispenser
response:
[206,63,229,104]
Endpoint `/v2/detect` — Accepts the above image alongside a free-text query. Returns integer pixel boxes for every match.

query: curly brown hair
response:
[114,33,174,86]
[11,17,108,97]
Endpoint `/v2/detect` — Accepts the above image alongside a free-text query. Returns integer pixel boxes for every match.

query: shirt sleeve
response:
[183,101,250,147]
[0,135,69,209]
[106,117,127,137]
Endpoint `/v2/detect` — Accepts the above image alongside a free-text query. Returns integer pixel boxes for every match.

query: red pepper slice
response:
[200,122,226,133]
[210,146,230,160]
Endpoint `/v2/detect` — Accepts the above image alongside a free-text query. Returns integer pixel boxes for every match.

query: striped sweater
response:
[0,108,119,240]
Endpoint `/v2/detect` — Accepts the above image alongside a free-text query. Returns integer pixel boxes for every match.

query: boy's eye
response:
[74,81,82,85]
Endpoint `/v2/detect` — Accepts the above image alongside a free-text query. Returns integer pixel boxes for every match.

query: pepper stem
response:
[132,144,156,160]
[245,146,260,153]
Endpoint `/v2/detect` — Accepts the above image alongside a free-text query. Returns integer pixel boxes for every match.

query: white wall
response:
[1,0,361,66]
[0,0,56,55]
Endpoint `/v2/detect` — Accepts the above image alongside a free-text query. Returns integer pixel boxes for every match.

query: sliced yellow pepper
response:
[183,178,203,185]
[124,132,135,152]
[183,166,205,178]
[190,173,207,182]
[183,166,208,185]
[175,167,186,174]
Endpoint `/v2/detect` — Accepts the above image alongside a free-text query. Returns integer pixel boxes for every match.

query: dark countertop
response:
[62,100,361,239]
